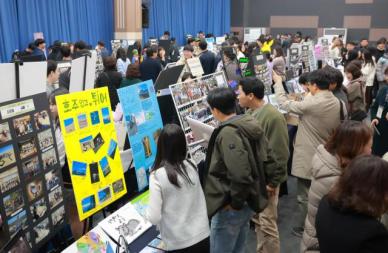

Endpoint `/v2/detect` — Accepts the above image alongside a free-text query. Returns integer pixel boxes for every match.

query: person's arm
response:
[145,173,163,225]
[273,72,310,115]
[220,128,253,210]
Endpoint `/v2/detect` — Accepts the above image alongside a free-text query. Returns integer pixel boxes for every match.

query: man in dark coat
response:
[198,40,216,76]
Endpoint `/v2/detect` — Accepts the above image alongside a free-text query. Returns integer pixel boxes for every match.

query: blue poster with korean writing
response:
[117,80,163,190]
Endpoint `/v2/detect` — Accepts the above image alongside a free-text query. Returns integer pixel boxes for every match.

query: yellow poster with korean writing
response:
[56,87,127,220]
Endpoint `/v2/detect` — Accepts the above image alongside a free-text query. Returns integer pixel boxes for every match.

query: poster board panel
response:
[0,63,17,103]
[19,62,47,98]
[0,93,66,250]
[56,87,127,220]
[117,81,163,191]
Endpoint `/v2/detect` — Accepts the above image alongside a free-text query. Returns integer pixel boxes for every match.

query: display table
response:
[62,191,162,253]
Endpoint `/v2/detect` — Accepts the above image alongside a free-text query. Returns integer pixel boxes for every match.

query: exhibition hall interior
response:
[1,0,388,252]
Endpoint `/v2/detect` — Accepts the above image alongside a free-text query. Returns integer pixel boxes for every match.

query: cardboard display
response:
[117,80,163,191]
[56,87,127,220]
[0,93,66,250]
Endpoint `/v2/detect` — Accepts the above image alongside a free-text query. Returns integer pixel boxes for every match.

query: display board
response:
[300,42,317,73]
[323,28,347,44]
[317,37,335,67]
[0,93,66,250]
[69,50,97,93]
[169,72,227,163]
[187,58,204,77]
[288,44,303,79]
[56,87,127,221]
[117,81,163,191]
[244,27,265,43]
[251,53,272,94]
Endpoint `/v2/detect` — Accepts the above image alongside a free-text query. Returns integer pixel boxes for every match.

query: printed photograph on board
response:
[79,135,94,153]
[51,205,65,226]
[63,118,75,134]
[112,178,124,194]
[98,186,111,204]
[3,190,24,216]
[72,161,87,176]
[26,179,44,202]
[0,166,20,193]
[48,186,63,209]
[81,195,96,213]
[37,129,54,151]
[41,148,57,170]
[107,139,117,159]
[77,114,88,129]
[45,169,60,191]
[138,83,150,100]
[125,114,138,136]
[0,122,11,143]
[99,156,111,177]
[7,209,27,236]
[22,156,41,180]
[101,107,111,124]
[33,218,50,243]
[34,110,50,131]
[0,144,16,169]
[90,111,100,125]
[13,115,33,137]
[93,133,104,153]
[30,198,47,222]
[18,137,38,160]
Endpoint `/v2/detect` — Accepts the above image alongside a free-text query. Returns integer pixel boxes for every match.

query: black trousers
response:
[168,237,210,253]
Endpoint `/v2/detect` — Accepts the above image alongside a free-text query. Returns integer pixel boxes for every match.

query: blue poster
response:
[117,80,163,190]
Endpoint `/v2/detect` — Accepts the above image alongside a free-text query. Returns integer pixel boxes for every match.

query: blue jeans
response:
[210,204,253,253]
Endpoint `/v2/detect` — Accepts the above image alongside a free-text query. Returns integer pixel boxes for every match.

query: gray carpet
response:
[247,176,301,253]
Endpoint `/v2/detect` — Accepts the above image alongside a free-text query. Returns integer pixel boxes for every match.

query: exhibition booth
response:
[0,33,339,252]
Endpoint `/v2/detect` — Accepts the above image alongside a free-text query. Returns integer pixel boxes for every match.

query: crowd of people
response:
[10,29,388,253]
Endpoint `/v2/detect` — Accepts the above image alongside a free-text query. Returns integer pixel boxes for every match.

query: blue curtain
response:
[0,0,20,62]
[143,0,230,45]
[0,0,114,62]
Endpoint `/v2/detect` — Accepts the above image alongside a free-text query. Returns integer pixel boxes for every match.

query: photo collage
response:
[169,72,226,163]
[118,80,163,191]
[56,88,127,221]
[0,94,66,250]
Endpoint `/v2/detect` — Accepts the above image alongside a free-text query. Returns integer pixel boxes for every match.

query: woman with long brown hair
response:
[316,155,388,252]
[301,121,372,252]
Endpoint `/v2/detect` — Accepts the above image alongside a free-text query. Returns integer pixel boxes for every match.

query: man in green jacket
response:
[238,77,289,253]
[204,87,280,253]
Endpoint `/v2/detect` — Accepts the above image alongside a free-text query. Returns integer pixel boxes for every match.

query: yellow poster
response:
[56,87,127,220]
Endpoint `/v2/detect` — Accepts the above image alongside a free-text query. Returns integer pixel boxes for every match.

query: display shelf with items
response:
[169,72,227,164]
[0,93,66,250]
